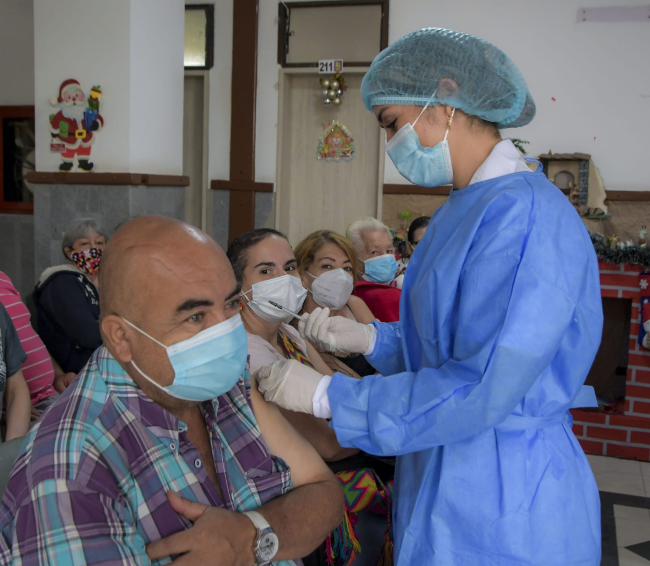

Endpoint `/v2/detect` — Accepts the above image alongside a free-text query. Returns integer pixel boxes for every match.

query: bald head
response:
[100,216,225,319]
[99,216,243,414]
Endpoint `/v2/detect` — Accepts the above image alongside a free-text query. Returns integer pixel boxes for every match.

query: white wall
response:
[34,0,184,174]
[254,0,650,191]
[34,0,132,172]
[0,0,35,105]
[130,0,185,174]
[385,0,650,191]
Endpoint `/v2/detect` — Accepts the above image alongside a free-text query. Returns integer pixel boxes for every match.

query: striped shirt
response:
[0,346,298,565]
[0,271,55,404]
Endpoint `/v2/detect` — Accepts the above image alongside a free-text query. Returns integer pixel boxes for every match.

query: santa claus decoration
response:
[49,79,104,172]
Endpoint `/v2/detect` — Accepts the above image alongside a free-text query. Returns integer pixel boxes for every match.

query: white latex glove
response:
[256,359,325,415]
[298,307,375,354]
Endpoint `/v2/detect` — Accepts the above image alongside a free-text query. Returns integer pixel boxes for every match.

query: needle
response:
[268,301,307,322]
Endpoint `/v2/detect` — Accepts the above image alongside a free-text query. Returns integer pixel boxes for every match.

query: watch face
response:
[258,532,279,562]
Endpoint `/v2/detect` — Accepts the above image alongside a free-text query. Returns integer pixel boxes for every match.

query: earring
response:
[447,107,456,130]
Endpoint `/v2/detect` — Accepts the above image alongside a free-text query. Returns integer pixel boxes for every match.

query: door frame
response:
[184,70,211,231]
[275,67,385,234]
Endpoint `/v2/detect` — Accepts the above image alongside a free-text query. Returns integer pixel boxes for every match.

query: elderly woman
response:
[346,217,402,322]
[294,230,376,378]
[34,218,107,377]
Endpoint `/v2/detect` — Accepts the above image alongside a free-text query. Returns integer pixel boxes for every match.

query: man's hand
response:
[146,491,256,566]
[298,307,375,354]
[54,372,76,393]
[256,360,325,414]
[30,406,41,421]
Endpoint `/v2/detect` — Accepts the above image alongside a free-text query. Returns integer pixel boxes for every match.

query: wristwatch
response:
[243,510,279,565]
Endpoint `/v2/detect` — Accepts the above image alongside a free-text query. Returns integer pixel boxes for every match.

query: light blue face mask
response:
[363,254,399,284]
[386,105,455,188]
[123,314,248,402]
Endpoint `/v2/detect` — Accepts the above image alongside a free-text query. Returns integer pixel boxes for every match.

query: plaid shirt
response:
[0,346,297,565]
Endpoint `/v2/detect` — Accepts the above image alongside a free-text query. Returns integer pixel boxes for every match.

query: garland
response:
[590,232,650,268]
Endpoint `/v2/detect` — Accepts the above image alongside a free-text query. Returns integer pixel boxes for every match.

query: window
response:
[278,1,389,67]
[184,4,214,70]
[0,106,35,214]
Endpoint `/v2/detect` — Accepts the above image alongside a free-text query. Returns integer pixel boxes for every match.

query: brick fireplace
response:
[571,260,650,461]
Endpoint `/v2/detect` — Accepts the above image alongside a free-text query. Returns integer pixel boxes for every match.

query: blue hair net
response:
[361,28,535,128]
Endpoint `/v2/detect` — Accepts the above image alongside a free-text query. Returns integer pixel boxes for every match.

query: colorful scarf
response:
[279,331,394,566]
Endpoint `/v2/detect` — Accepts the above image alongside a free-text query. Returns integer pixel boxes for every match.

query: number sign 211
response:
[319,60,343,74]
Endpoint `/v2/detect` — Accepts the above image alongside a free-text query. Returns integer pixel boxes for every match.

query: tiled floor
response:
[588,455,650,565]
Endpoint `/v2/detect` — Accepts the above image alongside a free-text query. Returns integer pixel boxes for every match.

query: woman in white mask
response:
[226,228,358,463]
[294,230,376,378]
[229,229,395,566]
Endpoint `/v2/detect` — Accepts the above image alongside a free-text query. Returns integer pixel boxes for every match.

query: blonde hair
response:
[295,230,359,281]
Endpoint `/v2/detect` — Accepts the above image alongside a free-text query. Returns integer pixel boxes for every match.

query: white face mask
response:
[307,268,354,311]
[243,274,308,323]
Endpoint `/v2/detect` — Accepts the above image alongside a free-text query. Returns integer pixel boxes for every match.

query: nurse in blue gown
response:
[257,28,603,566]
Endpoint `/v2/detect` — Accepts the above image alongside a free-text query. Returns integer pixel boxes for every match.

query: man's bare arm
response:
[146,378,344,565]
[247,375,344,559]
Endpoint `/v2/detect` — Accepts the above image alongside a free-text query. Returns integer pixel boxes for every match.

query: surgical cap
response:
[361,28,536,128]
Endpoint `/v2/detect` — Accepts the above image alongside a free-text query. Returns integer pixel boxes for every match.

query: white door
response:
[275,69,383,246]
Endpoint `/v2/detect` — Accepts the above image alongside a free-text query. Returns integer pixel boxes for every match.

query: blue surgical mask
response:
[386,105,455,188]
[362,254,399,284]
[123,314,248,402]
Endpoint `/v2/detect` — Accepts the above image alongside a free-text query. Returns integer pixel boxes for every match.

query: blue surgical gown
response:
[328,167,603,565]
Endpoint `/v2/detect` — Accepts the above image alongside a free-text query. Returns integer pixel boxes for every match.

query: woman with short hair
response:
[346,217,403,322]
[34,218,107,376]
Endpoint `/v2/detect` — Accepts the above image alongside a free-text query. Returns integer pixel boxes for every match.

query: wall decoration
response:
[49,79,104,172]
[538,152,609,218]
[317,120,354,162]
[591,232,650,268]
[320,73,347,107]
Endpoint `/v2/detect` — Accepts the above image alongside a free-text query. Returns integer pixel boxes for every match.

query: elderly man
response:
[0,216,343,565]
[346,217,402,322]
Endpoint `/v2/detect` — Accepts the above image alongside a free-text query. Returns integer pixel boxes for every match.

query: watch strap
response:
[244,510,277,565]
[243,510,271,532]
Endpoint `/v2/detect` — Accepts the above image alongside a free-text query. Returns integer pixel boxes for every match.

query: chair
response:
[0,436,25,498]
